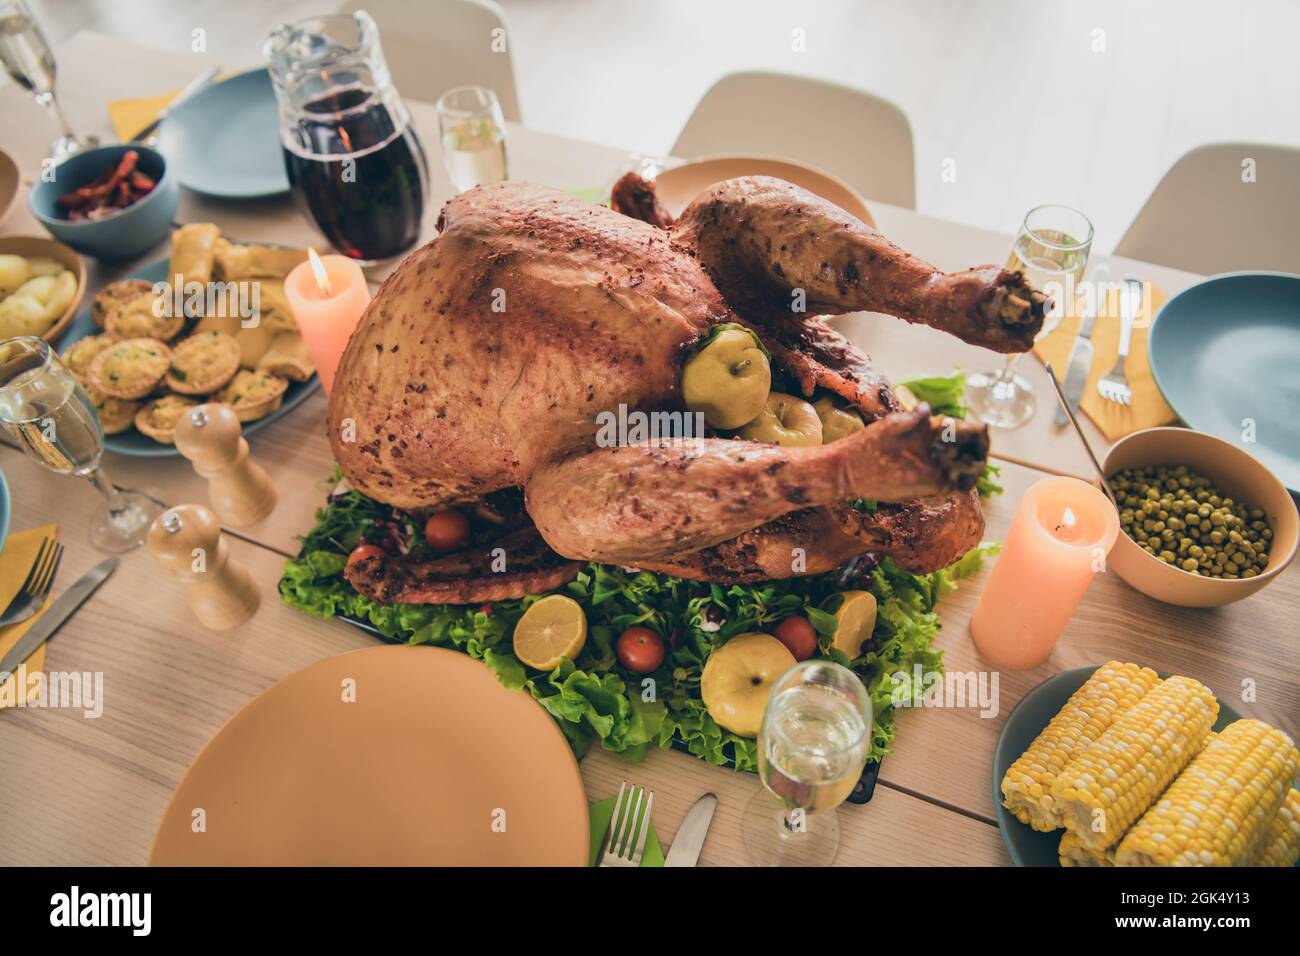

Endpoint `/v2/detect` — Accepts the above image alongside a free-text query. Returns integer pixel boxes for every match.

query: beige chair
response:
[1114,143,1300,274]
[672,71,915,209]
[338,0,522,120]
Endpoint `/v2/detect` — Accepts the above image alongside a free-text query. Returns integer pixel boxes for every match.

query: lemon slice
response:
[512,594,588,670]
[828,590,878,659]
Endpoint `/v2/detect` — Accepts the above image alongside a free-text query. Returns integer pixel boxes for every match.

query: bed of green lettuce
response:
[280,371,998,772]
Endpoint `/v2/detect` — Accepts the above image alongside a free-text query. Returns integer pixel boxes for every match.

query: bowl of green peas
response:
[1104,427,1299,607]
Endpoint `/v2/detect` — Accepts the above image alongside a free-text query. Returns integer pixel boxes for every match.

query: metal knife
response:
[0,557,117,676]
[1053,302,1099,428]
[663,792,717,867]
[128,66,222,143]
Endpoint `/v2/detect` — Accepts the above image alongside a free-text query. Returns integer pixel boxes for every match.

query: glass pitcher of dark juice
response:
[265,11,429,264]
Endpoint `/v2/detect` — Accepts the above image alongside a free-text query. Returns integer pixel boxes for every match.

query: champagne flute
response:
[435,85,507,194]
[966,205,1093,428]
[0,0,99,160]
[742,659,871,866]
[0,337,160,552]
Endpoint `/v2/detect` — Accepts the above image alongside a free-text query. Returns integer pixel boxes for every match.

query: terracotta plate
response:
[652,155,875,226]
[0,234,87,345]
[150,645,589,865]
[0,147,18,226]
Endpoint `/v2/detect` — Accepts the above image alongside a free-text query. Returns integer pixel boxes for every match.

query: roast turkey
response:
[330,176,1046,603]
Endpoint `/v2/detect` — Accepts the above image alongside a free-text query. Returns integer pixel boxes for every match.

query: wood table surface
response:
[0,31,1293,867]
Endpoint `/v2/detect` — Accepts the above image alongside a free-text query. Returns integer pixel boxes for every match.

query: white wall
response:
[23,0,1300,249]
[499,0,1300,249]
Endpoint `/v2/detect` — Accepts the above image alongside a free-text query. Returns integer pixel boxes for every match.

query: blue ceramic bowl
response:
[27,145,178,260]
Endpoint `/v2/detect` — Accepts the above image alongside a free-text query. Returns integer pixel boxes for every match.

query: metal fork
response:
[0,538,63,627]
[1096,278,1144,406]
[597,781,654,867]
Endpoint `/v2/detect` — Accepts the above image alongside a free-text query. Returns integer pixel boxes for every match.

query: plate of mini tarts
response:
[134,394,198,444]
[217,368,289,422]
[91,278,154,330]
[104,285,185,341]
[58,254,317,457]
[87,337,172,400]
[165,330,240,395]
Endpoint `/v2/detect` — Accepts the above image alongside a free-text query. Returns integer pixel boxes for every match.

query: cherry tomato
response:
[424,509,471,552]
[617,626,666,674]
[346,543,385,570]
[773,615,817,661]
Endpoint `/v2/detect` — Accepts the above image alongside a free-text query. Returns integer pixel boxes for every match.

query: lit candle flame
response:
[307,247,332,296]
[1053,506,1079,542]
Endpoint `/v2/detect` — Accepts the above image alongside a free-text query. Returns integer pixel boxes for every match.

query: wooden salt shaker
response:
[174,403,276,526]
[148,505,260,631]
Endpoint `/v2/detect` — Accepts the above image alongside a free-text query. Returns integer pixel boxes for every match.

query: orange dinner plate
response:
[150,645,589,865]
[652,154,875,226]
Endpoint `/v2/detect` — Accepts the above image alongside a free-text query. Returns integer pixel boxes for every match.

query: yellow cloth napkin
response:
[1034,282,1177,441]
[107,90,180,142]
[0,524,57,708]
[106,73,236,142]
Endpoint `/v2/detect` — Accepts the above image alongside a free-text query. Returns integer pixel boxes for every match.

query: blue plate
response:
[0,466,9,555]
[62,258,318,458]
[993,664,1247,867]
[156,69,289,198]
[1149,272,1300,493]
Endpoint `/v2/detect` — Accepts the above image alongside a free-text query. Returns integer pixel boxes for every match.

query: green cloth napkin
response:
[588,797,664,867]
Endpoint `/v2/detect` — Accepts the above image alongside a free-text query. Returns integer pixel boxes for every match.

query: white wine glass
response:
[0,0,99,160]
[966,204,1093,428]
[743,659,871,866]
[435,85,507,194]
[0,337,160,551]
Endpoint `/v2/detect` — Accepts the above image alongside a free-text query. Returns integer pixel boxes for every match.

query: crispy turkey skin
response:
[330,180,728,509]
[329,178,1038,602]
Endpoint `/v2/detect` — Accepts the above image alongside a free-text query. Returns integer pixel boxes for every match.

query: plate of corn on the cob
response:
[994,661,1300,866]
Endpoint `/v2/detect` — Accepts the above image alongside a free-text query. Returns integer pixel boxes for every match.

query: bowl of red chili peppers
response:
[28,145,178,260]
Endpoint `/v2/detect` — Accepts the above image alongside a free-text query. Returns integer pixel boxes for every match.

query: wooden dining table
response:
[1,31,1296,867]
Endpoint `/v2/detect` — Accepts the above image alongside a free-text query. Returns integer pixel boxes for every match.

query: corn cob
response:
[1053,675,1219,851]
[1059,732,1218,866]
[1059,830,1114,867]
[1251,787,1300,867]
[1115,719,1298,866]
[1002,662,1161,831]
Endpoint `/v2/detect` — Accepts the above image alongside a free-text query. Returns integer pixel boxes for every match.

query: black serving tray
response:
[282,565,880,805]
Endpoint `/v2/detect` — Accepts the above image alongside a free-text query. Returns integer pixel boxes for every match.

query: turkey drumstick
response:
[614,173,1050,353]
[525,407,987,564]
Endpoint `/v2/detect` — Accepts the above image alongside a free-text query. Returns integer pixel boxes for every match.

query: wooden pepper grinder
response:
[174,403,277,527]
[148,505,260,631]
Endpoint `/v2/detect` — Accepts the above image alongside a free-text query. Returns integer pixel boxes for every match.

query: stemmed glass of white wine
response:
[435,85,507,194]
[0,337,160,551]
[966,204,1093,428]
[743,660,871,867]
[0,0,99,160]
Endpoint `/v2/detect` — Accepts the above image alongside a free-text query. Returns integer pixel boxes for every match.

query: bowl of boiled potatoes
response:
[0,236,86,344]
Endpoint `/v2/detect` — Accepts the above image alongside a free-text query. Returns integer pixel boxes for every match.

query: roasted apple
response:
[700,632,797,737]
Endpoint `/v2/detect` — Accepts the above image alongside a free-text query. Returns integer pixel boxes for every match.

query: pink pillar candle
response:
[284,251,371,396]
[970,476,1119,670]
